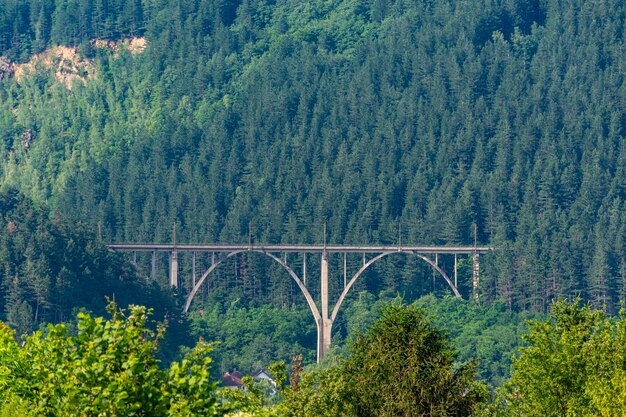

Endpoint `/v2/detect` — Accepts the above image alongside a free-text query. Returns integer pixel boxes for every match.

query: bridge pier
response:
[170,250,178,288]
[192,252,196,286]
[472,253,480,303]
[318,253,332,361]
[321,253,328,320]
[454,254,458,288]
[317,317,333,363]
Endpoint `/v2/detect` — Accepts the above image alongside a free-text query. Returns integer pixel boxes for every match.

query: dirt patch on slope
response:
[4,37,146,89]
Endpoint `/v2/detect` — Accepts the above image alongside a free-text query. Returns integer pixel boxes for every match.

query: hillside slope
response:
[0,0,624,313]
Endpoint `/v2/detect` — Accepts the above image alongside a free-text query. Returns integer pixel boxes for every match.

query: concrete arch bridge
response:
[108,243,493,362]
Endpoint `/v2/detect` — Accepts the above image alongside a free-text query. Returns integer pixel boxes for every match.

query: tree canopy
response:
[0,0,622,317]
[0,302,225,416]
[271,302,488,417]
[1,296,625,415]
[502,299,626,416]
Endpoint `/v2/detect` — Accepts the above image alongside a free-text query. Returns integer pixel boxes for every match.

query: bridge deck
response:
[107,243,493,254]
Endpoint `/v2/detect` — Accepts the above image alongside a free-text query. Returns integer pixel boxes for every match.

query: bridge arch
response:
[183,250,321,323]
[330,251,461,322]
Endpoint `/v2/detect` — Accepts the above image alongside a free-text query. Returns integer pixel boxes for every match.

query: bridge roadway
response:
[107,243,493,254]
[107,243,493,362]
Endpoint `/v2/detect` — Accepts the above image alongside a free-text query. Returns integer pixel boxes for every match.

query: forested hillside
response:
[0,189,194,357]
[0,0,624,317]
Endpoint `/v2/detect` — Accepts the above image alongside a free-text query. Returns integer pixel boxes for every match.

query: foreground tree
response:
[341,302,488,416]
[272,302,488,417]
[503,300,626,416]
[0,302,225,416]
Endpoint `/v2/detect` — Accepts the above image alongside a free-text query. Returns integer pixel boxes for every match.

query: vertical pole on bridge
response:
[151,250,156,281]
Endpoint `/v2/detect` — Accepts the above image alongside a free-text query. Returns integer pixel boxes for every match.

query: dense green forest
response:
[0,0,623,315]
[0,189,199,358]
[0,0,624,389]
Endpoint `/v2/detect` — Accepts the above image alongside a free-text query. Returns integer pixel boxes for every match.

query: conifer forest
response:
[0,0,624,415]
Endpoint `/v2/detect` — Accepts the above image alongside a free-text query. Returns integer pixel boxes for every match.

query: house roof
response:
[222,372,244,388]
[223,369,275,388]
[252,369,272,379]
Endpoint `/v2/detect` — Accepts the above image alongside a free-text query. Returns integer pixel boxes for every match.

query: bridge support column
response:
[317,253,332,362]
[454,254,458,289]
[192,251,196,287]
[317,317,333,363]
[472,253,480,303]
[321,253,328,320]
[170,250,178,288]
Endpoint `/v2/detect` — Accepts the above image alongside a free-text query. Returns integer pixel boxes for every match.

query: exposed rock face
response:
[14,45,96,89]
[93,37,147,54]
[7,37,146,89]
[127,37,147,54]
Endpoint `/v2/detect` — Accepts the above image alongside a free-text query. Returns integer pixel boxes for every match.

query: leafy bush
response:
[502,300,626,416]
[0,302,224,416]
